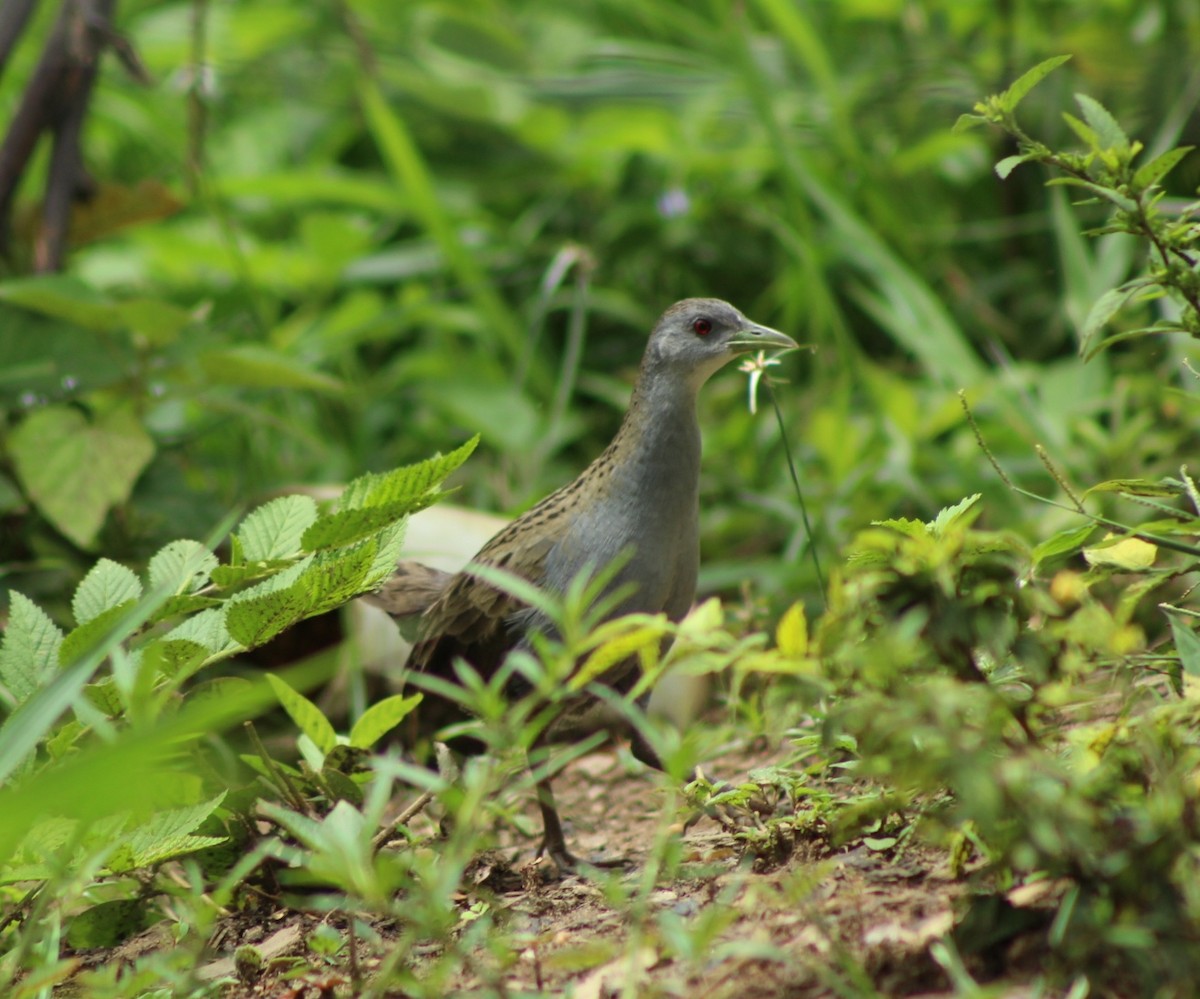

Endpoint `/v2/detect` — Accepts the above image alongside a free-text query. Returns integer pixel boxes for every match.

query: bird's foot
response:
[535,837,631,877]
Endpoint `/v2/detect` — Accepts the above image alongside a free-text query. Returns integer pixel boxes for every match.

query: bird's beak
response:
[727,321,800,354]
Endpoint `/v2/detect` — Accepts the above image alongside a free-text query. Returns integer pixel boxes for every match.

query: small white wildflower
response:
[738,350,783,414]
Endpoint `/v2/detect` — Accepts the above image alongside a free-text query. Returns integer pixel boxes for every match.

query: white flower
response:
[737,350,783,414]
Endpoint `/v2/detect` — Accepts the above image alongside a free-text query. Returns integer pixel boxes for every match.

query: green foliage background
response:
[2,0,1196,611]
[3,1,1200,995]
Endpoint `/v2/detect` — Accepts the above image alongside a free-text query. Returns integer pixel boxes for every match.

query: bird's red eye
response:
[692,318,712,336]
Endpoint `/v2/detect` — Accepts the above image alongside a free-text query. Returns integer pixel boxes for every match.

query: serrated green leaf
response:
[9,405,155,550]
[0,591,64,703]
[952,113,986,133]
[162,607,239,658]
[871,517,928,539]
[365,522,409,588]
[266,674,337,753]
[341,436,479,511]
[139,638,210,681]
[930,494,981,536]
[209,558,295,588]
[82,676,124,716]
[237,495,319,561]
[72,558,142,626]
[301,504,412,551]
[59,601,138,667]
[349,693,422,749]
[1075,93,1128,151]
[1132,146,1194,191]
[999,55,1071,112]
[148,593,224,622]
[113,793,229,871]
[299,541,380,616]
[148,540,219,595]
[224,584,311,649]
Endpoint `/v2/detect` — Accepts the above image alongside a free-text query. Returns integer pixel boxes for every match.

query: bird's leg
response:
[534,775,580,872]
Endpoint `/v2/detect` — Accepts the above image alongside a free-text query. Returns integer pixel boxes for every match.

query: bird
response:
[369,298,797,870]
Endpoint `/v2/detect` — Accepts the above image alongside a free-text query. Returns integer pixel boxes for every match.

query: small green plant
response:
[957,54,1199,358]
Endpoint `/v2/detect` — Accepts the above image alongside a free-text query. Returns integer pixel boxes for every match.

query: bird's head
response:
[644,298,799,390]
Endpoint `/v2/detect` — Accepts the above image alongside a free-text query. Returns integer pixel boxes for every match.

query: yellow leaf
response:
[571,623,667,692]
[776,601,808,657]
[1083,535,1156,571]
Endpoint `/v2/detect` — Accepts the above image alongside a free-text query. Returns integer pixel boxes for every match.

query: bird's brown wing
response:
[362,560,454,620]
[407,528,556,681]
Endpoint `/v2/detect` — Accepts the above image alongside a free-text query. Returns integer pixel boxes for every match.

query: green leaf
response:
[266,674,337,754]
[111,793,229,872]
[1164,607,1200,677]
[1083,478,1181,499]
[929,494,982,536]
[298,541,379,617]
[147,540,219,595]
[1032,524,1099,567]
[349,693,422,749]
[340,436,479,511]
[1132,146,1195,191]
[301,505,411,551]
[1075,93,1129,151]
[0,275,120,332]
[139,638,210,682]
[147,594,223,623]
[162,608,239,659]
[113,298,196,346]
[1046,177,1138,213]
[59,602,138,667]
[9,405,155,550]
[1061,112,1099,150]
[67,900,153,949]
[237,495,319,562]
[364,522,409,589]
[0,592,64,703]
[995,153,1038,179]
[872,517,928,539]
[1079,280,1153,355]
[197,345,345,393]
[82,676,124,716]
[952,113,987,133]
[209,559,295,589]
[224,583,311,649]
[72,558,143,626]
[999,55,1072,112]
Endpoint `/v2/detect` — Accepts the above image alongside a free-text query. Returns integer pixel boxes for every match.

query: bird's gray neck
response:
[603,361,702,493]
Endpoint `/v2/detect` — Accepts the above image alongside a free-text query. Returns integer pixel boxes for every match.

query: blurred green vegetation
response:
[2,0,1198,616]
[3,1,1200,994]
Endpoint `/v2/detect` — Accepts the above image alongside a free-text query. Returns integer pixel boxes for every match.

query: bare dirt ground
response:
[147,736,1063,998]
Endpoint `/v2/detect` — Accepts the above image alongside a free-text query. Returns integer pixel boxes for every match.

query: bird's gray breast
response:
[542,450,700,621]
